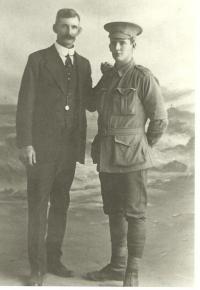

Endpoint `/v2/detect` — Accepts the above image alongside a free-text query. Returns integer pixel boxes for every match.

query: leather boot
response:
[47,257,74,277]
[123,271,139,287]
[86,214,127,281]
[85,261,125,281]
[123,257,140,287]
[28,271,44,286]
[109,213,127,270]
[123,216,146,286]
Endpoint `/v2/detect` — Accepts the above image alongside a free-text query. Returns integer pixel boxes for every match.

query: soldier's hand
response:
[100,62,113,74]
[19,145,36,166]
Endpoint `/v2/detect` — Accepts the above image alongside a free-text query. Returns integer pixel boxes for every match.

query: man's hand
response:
[19,145,36,166]
[146,119,168,147]
[100,62,113,74]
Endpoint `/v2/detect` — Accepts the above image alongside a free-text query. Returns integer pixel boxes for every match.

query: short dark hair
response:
[55,8,80,22]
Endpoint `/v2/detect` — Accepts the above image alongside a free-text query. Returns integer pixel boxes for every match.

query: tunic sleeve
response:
[140,73,168,146]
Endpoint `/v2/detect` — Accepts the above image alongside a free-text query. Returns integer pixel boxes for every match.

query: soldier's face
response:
[109,38,134,64]
[53,17,81,48]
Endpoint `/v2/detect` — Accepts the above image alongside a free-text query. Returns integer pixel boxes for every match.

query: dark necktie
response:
[65,54,73,69]
[64,54,73,111]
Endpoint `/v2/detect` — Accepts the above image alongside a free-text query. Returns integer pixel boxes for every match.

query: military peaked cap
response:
[104,21,143,39]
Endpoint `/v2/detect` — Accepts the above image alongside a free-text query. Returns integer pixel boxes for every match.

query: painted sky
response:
[0,0,195,103]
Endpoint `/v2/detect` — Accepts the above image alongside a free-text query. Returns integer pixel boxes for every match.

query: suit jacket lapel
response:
[44,45,67,96]
[75,52,84,103]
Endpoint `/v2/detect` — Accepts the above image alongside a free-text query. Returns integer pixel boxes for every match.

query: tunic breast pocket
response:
[112,87,137,115]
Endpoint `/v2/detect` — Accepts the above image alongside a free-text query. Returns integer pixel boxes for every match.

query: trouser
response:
[26,143,76,275]
[99,170,148,265]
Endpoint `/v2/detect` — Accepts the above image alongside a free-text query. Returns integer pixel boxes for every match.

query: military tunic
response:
[91,58,168,173]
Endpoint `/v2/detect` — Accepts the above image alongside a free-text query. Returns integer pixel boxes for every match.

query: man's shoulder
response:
[134,64,159,84]
[75,52,90,64]
[134,65,153,77]
[28,46,52,60]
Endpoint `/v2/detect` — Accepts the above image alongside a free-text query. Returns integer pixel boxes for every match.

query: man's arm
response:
[16,54,38,165]
[84,61,96,112]
[85,61,112,112]
[140,73,168,146]
[146,119,168,146]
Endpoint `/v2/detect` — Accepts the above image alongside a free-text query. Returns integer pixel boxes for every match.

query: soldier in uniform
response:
[86,22,168,286]
[16,9,92,286]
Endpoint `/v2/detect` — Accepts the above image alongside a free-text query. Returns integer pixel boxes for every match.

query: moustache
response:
[62,35,75,40]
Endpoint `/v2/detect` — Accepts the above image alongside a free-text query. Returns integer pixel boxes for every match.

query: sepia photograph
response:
[0,0,196,287]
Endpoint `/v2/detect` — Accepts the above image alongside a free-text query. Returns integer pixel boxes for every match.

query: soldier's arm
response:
[146,119,168,146]
[140,73,168,146]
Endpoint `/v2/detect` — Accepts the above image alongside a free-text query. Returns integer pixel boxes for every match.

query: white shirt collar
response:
[55,41,75,56]
[54,42,75,64]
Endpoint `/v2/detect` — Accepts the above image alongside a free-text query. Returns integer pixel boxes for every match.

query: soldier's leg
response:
[27,163,55,276]
[46,164,76,262]
[123,170,148,287]
[109,213,127,270]
[86,172,127,281]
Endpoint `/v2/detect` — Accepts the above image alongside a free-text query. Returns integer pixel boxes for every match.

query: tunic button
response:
[65,105,70,111]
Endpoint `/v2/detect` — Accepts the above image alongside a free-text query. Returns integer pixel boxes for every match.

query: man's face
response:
[109,38,134,65]
[53,16,81,48]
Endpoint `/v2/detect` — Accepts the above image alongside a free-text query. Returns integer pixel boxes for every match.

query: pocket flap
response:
[113,135,146,166]
[114,135,135,146]
[116,87,136,95]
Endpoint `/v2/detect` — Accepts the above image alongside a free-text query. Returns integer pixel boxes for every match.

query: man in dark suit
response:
[16,8,92,286]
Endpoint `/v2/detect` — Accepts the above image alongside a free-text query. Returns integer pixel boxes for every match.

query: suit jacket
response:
[16,45,92,164]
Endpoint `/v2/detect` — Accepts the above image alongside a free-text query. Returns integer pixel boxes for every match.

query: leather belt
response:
[99,127,145,136]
